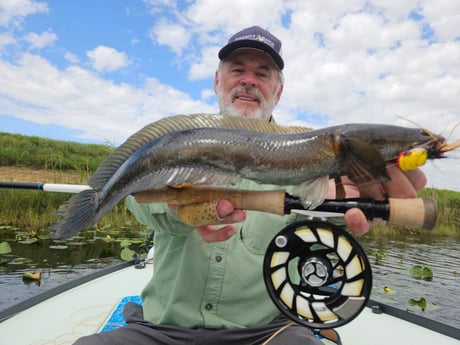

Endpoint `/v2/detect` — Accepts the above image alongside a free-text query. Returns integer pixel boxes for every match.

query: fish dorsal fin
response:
[88,114,310,190]
[341,138,390,185]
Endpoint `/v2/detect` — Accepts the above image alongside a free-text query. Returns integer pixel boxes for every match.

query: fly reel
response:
[263,219,372,329]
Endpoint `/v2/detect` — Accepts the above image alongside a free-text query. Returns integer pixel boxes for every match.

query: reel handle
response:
[134,186,438,229]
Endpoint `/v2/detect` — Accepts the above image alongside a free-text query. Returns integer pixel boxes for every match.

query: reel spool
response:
[263,219,372,329]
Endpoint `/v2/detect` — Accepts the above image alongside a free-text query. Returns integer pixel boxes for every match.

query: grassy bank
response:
[0,132,113,172]
[1,132,459,237]
[0,132,146,235]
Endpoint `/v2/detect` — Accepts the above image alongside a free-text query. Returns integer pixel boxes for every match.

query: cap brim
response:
[218,40,284,70]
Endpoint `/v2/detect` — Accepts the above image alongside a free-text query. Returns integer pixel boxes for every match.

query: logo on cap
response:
[233,34,276,49]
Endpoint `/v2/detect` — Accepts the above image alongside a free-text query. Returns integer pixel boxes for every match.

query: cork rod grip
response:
[388,197,438,230]
[134,186,286,215]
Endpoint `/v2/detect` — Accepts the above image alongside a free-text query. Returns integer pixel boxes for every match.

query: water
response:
[0,237,131,312]
[0,231,459,329]
[359,233,460,329]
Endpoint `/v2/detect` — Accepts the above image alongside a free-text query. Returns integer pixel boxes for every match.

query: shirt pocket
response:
[239,211,297,255]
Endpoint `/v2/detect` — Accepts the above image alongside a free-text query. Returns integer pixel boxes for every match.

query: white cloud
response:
[185,0,286,32]
[64,51,79,64]
[200,88,215,101]
[0,32,15,52]
[0,52,215,143]
[86,46,130,73]
[150,21,191,55]
[24,31,57,50]
[188,46,219,81]
[420,0,460,41]
[0,0,48,27]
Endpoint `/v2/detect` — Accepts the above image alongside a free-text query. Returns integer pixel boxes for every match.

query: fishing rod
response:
[0,181,91,193]
[0,182,436,230]
[134,186,438,230]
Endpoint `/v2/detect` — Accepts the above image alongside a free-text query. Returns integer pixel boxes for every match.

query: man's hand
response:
[342,166,427,234]
[169,200,245,243]
[195,200,245,242]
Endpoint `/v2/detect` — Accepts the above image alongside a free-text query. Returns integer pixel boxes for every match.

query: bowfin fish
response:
[49,114,454,239]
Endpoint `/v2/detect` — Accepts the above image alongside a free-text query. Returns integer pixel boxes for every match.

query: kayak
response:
[0,261,458,345]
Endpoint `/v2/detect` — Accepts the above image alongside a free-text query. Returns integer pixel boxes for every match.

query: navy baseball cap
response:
[218,26,284,70]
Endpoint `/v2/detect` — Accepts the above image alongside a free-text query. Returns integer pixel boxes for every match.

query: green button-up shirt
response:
[126,179,301,329]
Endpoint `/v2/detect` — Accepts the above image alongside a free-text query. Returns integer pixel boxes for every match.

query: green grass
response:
[0,132,114,172]
[0,132,139,234]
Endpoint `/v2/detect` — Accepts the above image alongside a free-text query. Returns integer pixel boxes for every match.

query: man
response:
[75,26,426,345]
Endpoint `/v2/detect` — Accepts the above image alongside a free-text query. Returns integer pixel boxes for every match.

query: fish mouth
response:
[418,129,447,155]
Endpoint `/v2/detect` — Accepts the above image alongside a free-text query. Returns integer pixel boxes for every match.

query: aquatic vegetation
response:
[408,297,427,311]
[410,265,434,280]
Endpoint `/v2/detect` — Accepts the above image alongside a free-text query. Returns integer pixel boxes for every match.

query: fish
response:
[49,113,456,239]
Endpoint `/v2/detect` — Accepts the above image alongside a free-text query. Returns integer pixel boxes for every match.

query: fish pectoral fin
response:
[290,176,329,210]
[342,139,390,185]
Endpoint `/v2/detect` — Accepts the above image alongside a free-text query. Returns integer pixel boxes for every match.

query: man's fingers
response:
[381,166,416,198]
[401,167,427,191]
[344,208,370,235]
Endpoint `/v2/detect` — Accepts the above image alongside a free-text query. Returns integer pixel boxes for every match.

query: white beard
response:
[216,84,277,121]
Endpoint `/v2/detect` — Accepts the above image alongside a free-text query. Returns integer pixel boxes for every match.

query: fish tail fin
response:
[48,189,99,239]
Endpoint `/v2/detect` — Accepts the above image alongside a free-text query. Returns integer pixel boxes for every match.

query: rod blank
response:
[0,182,91,193]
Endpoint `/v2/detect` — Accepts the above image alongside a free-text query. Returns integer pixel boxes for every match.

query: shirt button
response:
[205,303,213,310]
[215,255,222,262]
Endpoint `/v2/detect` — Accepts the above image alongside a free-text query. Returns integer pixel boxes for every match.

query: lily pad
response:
[410,265,433,280]
[65,241,85,246]
[0,225,15,230]
[18,238,39,245]
[49,245,68,250]
[119,240,134,248]
[371,249,386,260]
[119,238,145,245]
[120,247,136,261]
[408,297,427,311]
[0,241,12,254]
[8,257,33,265]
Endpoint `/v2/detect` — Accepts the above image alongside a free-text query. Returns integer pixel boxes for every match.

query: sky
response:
[0,0,459,191]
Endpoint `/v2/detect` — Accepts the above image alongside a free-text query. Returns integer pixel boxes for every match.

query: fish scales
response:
[50,114,449,239]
